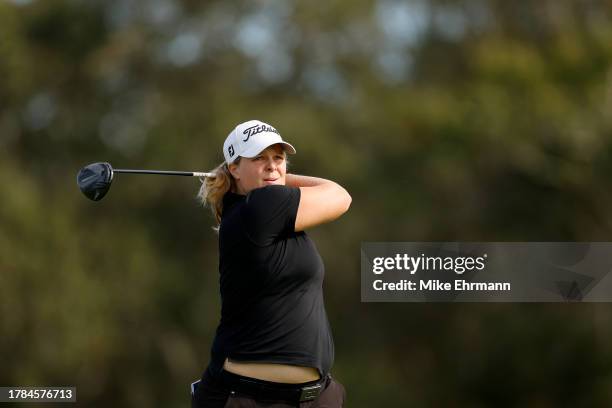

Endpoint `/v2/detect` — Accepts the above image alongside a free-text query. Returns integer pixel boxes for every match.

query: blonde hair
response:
[197,159,240,227]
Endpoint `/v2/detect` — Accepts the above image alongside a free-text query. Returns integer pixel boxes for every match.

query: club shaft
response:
[113,169,214,177]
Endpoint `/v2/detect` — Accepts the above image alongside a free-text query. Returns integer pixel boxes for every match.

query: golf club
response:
[77,162,215,201]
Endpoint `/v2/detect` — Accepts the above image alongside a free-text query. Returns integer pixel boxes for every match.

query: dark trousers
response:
[191,371,346,408]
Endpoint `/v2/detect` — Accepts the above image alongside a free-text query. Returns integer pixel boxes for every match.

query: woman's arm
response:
[286,174,352,231]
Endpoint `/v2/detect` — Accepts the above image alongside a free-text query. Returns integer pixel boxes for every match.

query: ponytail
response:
[197,159,240,228]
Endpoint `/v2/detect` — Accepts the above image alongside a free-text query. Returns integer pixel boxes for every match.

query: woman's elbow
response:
[340,188,352,214]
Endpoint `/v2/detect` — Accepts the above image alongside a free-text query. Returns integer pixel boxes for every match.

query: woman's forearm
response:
[285,174,333,188]
[288,173,352,230]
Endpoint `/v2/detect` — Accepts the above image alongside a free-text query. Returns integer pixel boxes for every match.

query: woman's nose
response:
[266,159,276,171]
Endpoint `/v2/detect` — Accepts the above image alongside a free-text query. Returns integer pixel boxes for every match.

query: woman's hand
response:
[285,173,328,187]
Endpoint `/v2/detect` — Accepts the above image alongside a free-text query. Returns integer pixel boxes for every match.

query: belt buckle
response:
[299,383,322,402]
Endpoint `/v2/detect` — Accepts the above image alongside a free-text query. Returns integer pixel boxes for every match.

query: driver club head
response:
[77,162,114,201]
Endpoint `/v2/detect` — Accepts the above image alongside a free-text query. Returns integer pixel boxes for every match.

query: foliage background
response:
[2,0,612,406]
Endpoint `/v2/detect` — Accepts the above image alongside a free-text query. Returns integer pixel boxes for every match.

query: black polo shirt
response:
[207,185,334,377]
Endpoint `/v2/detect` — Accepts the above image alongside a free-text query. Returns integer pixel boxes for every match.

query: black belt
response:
[219,370,330,403]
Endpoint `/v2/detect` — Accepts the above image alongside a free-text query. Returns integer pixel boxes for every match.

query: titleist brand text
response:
[242,125,280,142]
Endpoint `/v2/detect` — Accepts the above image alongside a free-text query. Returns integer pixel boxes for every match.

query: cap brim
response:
[241,141,296,158]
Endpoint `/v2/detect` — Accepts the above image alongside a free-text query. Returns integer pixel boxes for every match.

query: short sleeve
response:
[241,185,301,246]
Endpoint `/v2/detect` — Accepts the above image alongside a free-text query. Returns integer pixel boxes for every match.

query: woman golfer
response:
[193,120,351,407]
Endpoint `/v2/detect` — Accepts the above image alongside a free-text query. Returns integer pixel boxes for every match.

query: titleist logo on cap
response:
[242,124,280,142]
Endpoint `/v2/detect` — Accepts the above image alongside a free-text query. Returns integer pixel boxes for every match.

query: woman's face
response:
[229,144,287,195]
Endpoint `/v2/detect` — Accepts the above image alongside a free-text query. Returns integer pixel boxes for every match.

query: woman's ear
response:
[228,162,240,180]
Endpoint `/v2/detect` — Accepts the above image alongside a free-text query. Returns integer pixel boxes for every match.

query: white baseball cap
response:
[223,120,296,164]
